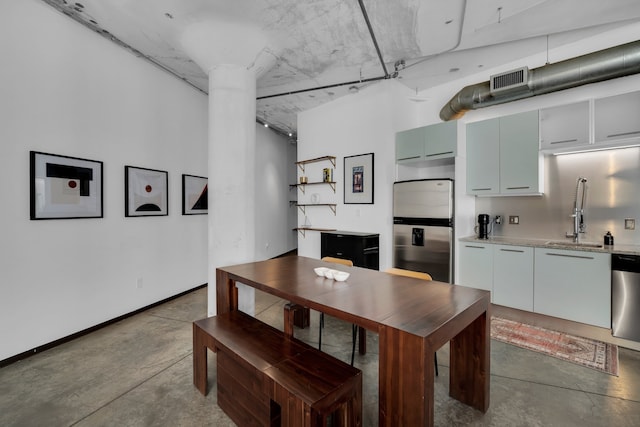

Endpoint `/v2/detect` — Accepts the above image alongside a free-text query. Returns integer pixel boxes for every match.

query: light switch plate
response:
[509,215,519,224]
[625,218,636,230]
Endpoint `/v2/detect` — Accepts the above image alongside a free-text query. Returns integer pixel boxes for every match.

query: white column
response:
[207,65,256,316]
[181,20,277,316]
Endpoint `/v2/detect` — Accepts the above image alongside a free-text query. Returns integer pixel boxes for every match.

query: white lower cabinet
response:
[533,248,611,328]
[493,245,534,311]
[458,242,493,297]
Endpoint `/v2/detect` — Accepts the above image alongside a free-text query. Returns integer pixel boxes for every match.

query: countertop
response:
[459,235,640,256]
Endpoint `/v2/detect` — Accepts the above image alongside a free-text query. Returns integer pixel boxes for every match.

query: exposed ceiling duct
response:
[440,40,640,121]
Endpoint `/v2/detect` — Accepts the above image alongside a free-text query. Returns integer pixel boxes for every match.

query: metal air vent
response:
[490,67,529,93]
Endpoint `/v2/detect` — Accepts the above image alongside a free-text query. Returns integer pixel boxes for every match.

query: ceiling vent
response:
[490,67,529,93]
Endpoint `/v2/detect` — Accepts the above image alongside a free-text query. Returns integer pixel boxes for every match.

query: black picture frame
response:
[125,166,168,217]
[30,151,104,220]
[344,153,374,204]
[182,174,208,215]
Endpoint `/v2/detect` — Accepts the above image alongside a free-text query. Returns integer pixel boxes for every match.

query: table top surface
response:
[218,256,490,340]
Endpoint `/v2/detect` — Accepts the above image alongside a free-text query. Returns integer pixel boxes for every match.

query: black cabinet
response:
[321,231,379,270]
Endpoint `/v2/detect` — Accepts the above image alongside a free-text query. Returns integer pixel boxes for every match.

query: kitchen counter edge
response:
[459,236,640,256]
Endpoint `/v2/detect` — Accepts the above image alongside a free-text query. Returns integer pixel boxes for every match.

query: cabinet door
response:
[540,101,590,151]
[534,248,611,328]
[458,242,493,296]
[500,110,542,195]
[466,118,500,195]
[424,121,457,160]
[594,91,640,143]
[395,127,425,163]
[493,245,533,311]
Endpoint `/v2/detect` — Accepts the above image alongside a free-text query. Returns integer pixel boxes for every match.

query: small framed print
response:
[344,153,374,204]
[125,166,168,217]
[182,174,208,215]
[30,151,103,220]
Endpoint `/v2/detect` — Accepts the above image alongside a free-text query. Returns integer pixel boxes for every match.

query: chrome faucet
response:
[566,177,587,243]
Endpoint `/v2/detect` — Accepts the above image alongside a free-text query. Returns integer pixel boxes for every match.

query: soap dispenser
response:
[604,231,614,246]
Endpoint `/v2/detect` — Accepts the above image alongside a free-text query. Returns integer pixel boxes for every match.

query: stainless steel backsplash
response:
[475,147,640,245]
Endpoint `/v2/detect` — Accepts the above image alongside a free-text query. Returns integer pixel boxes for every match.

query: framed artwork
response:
[182,174,208,215]
[30,151,103,220]
[344,152,374,204]
[125,166,168,217]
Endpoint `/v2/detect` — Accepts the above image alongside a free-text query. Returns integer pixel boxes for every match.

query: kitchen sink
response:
[545,241,604,249]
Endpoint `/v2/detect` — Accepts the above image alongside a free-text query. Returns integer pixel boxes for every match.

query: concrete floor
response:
[1,286,639,426]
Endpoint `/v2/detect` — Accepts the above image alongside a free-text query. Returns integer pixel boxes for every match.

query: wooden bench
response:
[193,310,362,427]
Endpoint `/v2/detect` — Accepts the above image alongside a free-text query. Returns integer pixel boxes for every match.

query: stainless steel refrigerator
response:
[393,179,454,283]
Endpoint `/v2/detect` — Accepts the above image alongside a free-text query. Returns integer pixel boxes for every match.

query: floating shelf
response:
[295,156,336,173]
[289,181,336,193]
[296,204,336,215]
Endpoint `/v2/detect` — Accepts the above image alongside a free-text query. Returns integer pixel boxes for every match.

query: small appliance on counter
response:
[477,214,490,239]
[604,231,614,246]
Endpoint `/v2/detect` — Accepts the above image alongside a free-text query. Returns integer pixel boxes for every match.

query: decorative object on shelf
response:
[344,152,374,204]
[182,174,208,215]
[125,165,168,217]
[30,151,104,220]
[322,167,333,183]
[299,176,308,184]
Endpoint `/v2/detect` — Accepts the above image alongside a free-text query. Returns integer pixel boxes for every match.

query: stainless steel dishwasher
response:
[611,253,640,342]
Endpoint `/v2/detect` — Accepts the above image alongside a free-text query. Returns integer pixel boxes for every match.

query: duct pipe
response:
[440,40,640,121]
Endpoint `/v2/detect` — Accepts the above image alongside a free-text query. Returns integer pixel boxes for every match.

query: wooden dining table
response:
[216,256,491,427]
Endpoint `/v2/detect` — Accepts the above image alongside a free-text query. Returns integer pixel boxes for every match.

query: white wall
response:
[297,80,415,269]
[0,0,295,361]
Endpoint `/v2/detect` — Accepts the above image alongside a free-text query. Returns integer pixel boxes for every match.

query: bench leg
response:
[193,323,209,395]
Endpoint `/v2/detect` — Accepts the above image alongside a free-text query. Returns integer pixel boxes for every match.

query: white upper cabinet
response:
[500,110,542,195]
[396,121,456,164]
[466,118,500,195]
[540,101,590,152]
[466,111,543,196]
[594,91,640,145]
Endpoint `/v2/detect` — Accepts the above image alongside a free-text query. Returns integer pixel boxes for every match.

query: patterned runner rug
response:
[491,317,619,376]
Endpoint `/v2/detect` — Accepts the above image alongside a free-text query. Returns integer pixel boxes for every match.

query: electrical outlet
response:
[509,215,519,224]
[625,218,636,230]
[136,278,143,289]
[494,215,502,225]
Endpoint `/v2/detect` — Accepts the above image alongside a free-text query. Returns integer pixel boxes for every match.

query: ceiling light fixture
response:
[349,85,359,93]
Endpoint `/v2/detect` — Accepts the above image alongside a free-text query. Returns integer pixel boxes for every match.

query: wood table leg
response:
[283,303,296,338]
[378,326,432,426]
[449,309,490,412]
[216,268,238,314]
[358,326,366,355]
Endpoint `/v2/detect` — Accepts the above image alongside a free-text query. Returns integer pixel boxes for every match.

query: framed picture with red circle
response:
[125,165,168,217]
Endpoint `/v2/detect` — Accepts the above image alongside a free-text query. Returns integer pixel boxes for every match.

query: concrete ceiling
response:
[42,0,640,138]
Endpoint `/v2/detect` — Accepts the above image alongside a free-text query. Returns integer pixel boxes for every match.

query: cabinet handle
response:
[398,155,421,161]
[607,130,640,138]
[426,151,454,157]
[471,188,492,191]
[465,245,486,249]
[545,252,594,260]
[363,247,379,253]
[549,138,578,145]
[500,249,524,253]
[505,186,531,190]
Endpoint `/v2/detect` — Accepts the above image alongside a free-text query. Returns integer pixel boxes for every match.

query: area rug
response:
[491,317,618,376]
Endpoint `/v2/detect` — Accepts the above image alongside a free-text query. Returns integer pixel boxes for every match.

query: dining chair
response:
[384,267,439,376]
[319,257,356,364]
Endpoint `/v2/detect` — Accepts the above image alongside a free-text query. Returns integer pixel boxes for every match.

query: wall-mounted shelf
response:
[293,227,337,237]
[289,181,336,193]
[296,204,336,215]
[295,156,336,173]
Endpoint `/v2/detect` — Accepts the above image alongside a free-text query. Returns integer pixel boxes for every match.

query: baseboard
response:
[0,283,207,368]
